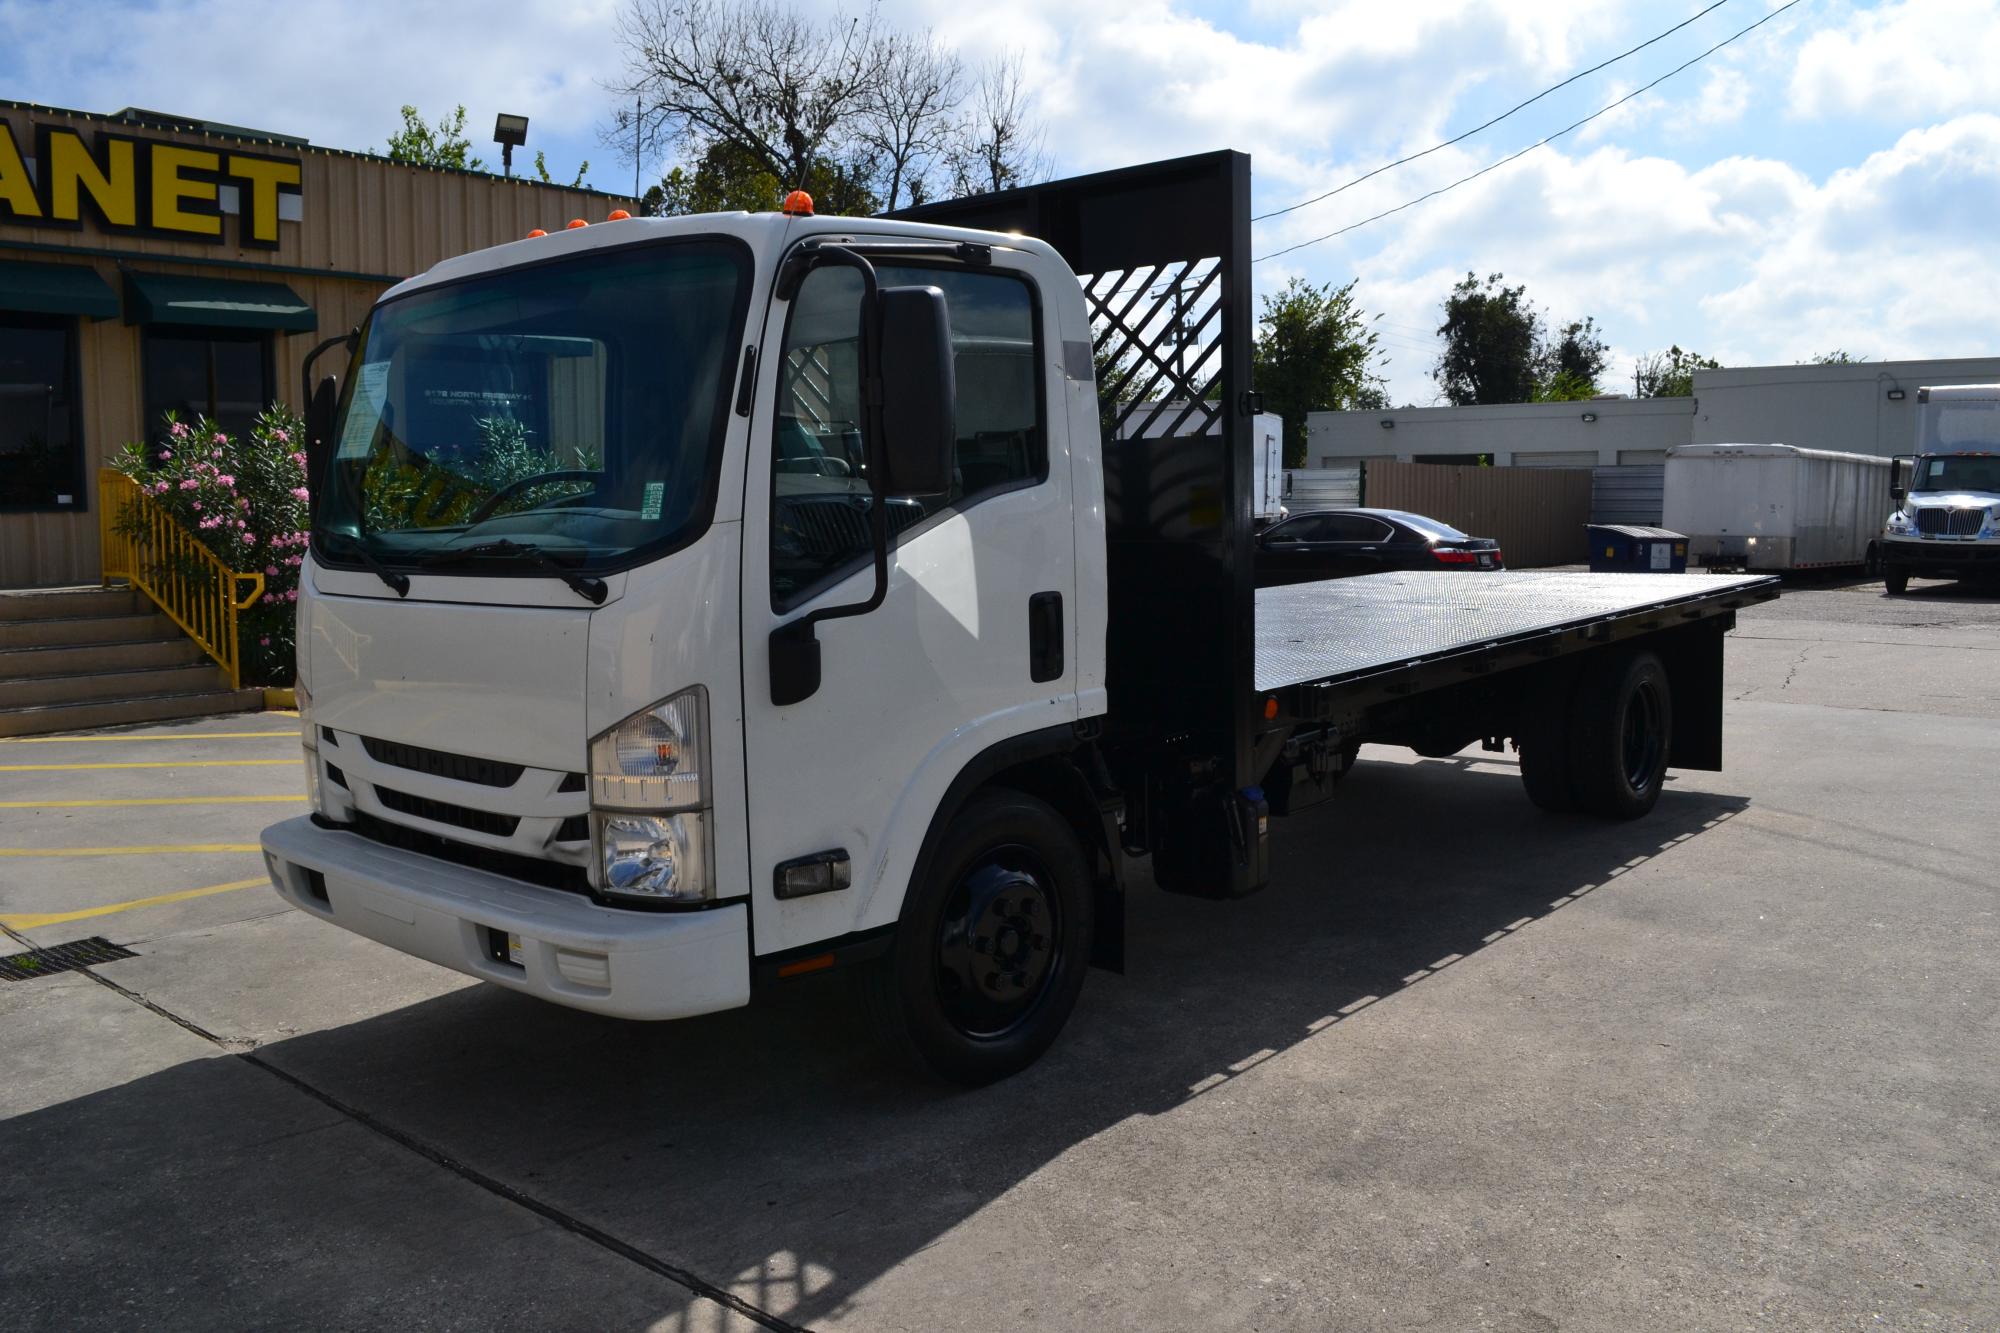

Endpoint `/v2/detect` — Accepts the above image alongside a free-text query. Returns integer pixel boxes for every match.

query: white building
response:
[1305,355,2000,469]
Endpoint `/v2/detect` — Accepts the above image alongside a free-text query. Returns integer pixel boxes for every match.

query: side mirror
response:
[875,285,955,496]
[305,375,337,522]
[1890,486,1907,506]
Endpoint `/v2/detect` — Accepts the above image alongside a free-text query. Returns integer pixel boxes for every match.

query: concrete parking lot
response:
[3,576,1997,1332]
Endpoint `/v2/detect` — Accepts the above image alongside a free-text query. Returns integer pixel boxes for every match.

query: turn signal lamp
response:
[589,687,712,903]
[782,190,814,217]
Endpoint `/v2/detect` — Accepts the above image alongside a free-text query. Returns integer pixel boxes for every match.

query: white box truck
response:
[1876,384,2000,593]
[1664,443,1892,572]
[262,154,1774,1084]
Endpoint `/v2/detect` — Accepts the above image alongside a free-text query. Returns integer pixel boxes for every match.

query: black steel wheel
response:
[866,788,1092,1085]
[1566,650,1673,820]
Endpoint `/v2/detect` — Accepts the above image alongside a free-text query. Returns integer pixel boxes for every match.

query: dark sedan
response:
[1254,507,1505,586]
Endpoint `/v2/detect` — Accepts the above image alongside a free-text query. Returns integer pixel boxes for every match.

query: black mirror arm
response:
[300,328,359,410]
[769,244,893,706]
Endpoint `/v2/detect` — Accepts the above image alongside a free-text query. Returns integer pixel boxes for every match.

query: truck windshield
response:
[1914,454,2000,492]
[315,238,749,575]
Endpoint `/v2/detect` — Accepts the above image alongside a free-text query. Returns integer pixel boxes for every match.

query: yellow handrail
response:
[99,468,267,690]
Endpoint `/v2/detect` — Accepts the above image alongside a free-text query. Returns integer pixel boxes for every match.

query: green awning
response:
[124,272,317,332]
[0,259,119,320]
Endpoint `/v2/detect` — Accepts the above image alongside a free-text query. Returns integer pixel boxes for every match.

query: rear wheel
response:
[1566,651,1673,820]
[865,788,1092,1085]
[1517,705,1578,814]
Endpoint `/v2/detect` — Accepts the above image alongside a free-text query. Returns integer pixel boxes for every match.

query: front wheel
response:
[865,788,1093,1085]
[1884,568,1910,595]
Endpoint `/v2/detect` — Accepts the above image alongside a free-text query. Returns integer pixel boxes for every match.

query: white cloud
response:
[1790,0,2000,121]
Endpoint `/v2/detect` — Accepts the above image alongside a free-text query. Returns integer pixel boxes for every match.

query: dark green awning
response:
[0,259,119,320]
[124,272,317,332]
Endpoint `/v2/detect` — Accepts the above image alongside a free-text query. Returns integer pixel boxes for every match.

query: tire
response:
[1863,543,1880,578]
[1566,650,1673,820]
[1884,568,1910,595]
[865,788,1093,1085]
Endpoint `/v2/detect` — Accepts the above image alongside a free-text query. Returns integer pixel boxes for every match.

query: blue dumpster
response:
[1588,524,1688,574]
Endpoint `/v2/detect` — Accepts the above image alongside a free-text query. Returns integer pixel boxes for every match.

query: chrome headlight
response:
[589,687,711,903]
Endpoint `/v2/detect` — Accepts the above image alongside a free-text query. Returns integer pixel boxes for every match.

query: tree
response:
[1634,345,1721,398]
[947,52,1047,196]
[1434,272,1539,406]
[859,28,962,211]
[1538,317,1609,391]
[1252,278,1386,467]
[383,104,484,171]
[640,138,876,216]
[532,150,590,190]
[613,0,890,195]
[1804,349,1866,364]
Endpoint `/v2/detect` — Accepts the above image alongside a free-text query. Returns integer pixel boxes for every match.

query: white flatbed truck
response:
[262,154,1776,1083]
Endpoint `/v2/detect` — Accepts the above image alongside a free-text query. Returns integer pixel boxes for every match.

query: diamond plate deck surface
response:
[1254,570,1775,692]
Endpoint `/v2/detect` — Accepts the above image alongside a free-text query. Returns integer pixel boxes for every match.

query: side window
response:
[1322,515,1393,542]
[771,261,1043,609]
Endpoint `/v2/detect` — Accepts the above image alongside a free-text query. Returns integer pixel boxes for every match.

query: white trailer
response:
[1664,443,1892,571]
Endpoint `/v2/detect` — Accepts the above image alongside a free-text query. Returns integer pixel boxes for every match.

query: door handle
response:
[1029,591,1063,683]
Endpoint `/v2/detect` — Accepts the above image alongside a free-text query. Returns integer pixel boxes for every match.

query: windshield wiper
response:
[422,539,607,605]
[320,531,410,597]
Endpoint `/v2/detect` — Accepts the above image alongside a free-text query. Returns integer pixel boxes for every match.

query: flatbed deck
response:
[1255,570,1779,693]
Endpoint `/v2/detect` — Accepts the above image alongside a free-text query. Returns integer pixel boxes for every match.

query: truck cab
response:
[1878,384,2000,592]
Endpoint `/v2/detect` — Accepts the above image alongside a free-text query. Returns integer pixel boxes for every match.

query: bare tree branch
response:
[948,51,1048,197]
[857,28,962,211]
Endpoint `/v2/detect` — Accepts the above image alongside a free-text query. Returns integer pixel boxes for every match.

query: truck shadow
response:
[3,755,1749,1330]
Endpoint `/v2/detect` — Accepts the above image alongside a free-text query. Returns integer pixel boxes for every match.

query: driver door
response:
[738,249,1081,957]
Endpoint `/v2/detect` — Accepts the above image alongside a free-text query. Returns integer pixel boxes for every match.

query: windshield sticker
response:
[336,361,391,460]
[640,481,665,520]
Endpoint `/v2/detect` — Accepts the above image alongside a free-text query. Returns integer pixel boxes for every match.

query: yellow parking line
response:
[0,795,304,809]
[0,843,263,857]
[0,759,296,772]
[0,876,269,930]
[0,731,299,743]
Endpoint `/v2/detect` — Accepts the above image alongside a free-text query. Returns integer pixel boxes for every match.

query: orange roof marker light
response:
[566,218,589,230]
[782,190,814,217]
[526,228,548,239]
[607,209,632,221]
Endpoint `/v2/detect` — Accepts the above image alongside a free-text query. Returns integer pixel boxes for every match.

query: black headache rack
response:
[898,151,1266,897]
[898,154,1778,898]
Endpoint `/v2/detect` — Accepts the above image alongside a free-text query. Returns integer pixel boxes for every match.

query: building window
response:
[770,261,1044,609]
[0,313,83,512]
[142,325,273,442]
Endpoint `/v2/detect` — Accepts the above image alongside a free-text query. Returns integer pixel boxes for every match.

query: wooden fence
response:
[1364,461,1594,568]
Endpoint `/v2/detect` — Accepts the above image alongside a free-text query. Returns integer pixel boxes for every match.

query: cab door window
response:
[771,261,1043,610]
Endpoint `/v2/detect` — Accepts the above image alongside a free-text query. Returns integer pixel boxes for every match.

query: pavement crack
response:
[0,920,812,1333]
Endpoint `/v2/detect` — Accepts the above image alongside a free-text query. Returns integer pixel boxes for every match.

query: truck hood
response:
[304,586,593,773]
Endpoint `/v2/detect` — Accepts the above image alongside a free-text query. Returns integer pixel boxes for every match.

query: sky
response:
[2,0,1995,406]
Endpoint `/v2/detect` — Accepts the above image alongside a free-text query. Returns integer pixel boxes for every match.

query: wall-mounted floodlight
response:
[1580,412,1599,423]
[1886,388,1907,401]
[1379,419,1395,429]
[494,113,530,177]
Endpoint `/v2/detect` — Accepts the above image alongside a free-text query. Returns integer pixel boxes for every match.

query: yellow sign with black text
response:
[0,122,301,248]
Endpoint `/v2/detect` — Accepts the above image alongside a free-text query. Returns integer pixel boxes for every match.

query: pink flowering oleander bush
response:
[110,408,310,686]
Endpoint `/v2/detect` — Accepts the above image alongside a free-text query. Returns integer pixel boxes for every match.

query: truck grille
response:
[1915,507,1985,536]
[352,812,590,895]
[374,785,521,837]
[359,735,525,787]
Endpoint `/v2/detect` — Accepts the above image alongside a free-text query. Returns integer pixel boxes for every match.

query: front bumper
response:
[1880,538,2000,573]
[261,815,750,1020]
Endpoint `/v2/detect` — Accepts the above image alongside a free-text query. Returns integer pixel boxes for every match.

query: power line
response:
[1253,0,1734,223]
[1254,0,1807,264]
